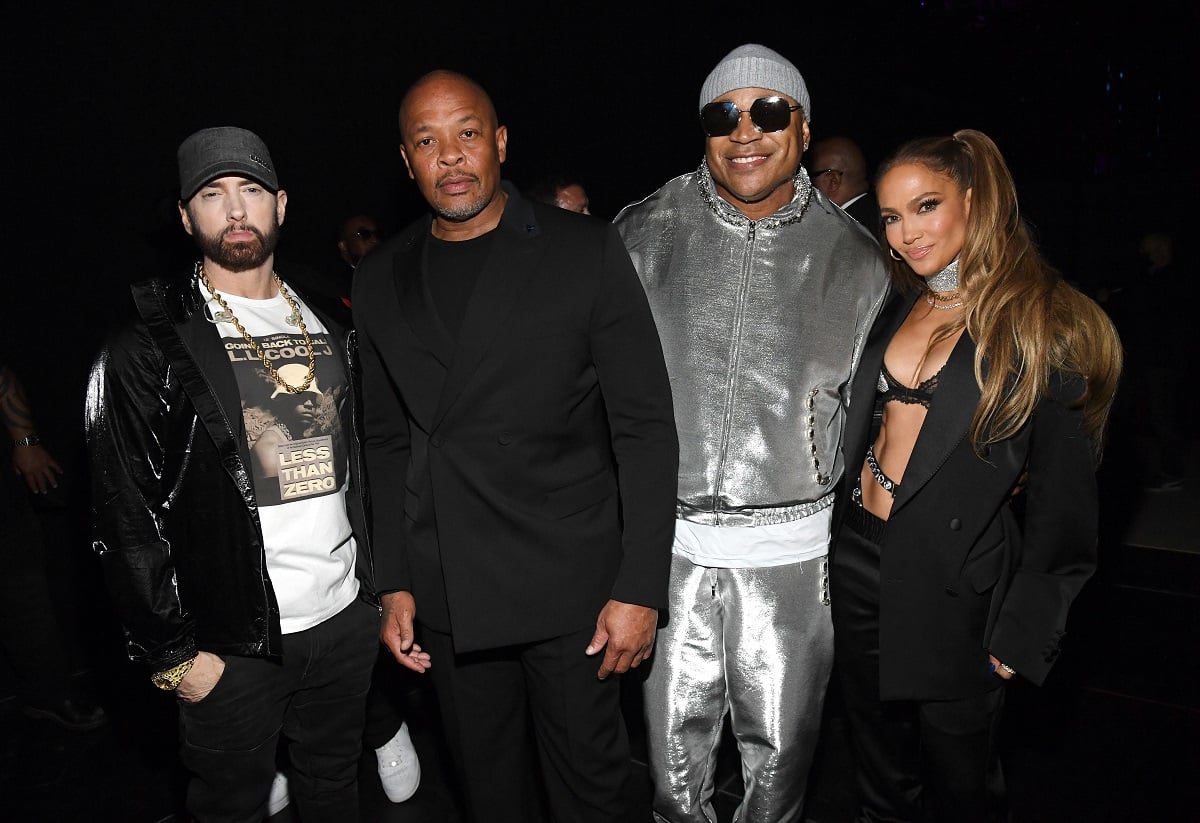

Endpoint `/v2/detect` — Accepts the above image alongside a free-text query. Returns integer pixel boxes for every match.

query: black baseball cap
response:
[177,126,279,201]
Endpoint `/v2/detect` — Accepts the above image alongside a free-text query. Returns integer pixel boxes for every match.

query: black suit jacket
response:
[834,289,1098,700]
[353,188,678,653]
[843,191,881,238]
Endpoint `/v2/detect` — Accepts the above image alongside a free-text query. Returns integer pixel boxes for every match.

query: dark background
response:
[1,5,1197,816]
[1,1,1193,584]
[7,2,1193,347]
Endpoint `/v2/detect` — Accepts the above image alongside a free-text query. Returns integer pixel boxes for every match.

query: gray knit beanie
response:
[699,44,811,124]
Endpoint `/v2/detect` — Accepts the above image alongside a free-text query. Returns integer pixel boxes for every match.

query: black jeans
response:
[178,596,379,823]
[363,645,408,750]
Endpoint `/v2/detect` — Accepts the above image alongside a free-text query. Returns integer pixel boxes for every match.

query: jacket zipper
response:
[711,220,756,509]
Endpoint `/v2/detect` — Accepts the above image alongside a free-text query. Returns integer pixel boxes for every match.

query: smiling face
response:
[399,71,508,239]
[877,162,972,278]
[704,87,809,221]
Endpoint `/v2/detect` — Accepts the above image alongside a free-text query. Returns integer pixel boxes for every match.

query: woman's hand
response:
[989,654,1016,680]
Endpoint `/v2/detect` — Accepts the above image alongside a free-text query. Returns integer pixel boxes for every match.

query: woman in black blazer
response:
[831,129,1123,822]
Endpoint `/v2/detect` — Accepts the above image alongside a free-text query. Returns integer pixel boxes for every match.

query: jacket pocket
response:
[962,536,1007,594]
[541,470,617,519]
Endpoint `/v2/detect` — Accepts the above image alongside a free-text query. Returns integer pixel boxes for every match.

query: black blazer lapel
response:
[394,228,455,370]
[431,200,544,431]
[890,332,978,513]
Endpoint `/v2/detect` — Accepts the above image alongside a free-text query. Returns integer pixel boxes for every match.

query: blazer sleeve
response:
[987,373,1098,684]
[85,325,196,672]
[353,267,414,594]
[589,226,679,609]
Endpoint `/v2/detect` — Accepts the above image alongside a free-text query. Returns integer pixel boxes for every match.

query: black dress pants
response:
[421,622,630,823]
[831,503,1007,823]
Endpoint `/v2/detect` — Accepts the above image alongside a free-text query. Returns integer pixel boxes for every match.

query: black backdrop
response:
[3,0,1193,460]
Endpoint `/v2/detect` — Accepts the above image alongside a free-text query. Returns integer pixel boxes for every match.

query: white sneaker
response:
[267,770,290,817]
[375,721,421,803]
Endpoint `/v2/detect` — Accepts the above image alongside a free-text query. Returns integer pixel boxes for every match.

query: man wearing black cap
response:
[86,126,379,821]
[614,45,889,822]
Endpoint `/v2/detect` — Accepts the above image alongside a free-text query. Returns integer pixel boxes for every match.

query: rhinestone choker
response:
[926,258,960,293]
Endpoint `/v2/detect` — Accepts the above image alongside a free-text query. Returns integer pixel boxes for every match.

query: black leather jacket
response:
[85,271,374,673]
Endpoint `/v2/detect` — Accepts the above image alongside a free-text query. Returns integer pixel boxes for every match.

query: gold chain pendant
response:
[199,265,317,394]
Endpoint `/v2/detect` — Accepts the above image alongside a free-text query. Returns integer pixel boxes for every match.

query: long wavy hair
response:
[875,129,1122,459]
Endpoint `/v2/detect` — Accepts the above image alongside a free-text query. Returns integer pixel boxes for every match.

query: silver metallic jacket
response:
[615,162,889,526]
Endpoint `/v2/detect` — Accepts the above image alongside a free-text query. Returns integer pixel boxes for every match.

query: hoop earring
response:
[889,248,903,261]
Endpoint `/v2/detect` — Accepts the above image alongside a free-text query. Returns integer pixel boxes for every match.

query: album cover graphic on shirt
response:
[226,332,347,507]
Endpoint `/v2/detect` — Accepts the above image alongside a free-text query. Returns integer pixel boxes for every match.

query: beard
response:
[190,212,280,272]
[435,197,489,222]
[431,174,492,222]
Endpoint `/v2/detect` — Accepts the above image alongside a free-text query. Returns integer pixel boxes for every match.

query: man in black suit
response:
[353,70,678,823]
[809,135,881,233]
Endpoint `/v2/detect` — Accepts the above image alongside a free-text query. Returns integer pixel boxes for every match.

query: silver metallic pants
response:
[645,553,834,823]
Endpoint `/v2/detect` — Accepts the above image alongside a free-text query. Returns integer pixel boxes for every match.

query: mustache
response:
[221,224,266,243]
[436,172,480,187]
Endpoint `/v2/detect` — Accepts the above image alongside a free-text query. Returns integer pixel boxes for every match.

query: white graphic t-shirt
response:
[202,279,359,634]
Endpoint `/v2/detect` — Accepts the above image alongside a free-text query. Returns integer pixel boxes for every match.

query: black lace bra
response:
[877,362,943,409]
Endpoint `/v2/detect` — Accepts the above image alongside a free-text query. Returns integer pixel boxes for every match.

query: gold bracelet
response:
[151,656,197,690]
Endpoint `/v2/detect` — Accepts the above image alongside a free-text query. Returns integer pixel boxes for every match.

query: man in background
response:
[337,213,383,269]
[525,172,592,215]
[808,135,880,231]
[1,355,107,732]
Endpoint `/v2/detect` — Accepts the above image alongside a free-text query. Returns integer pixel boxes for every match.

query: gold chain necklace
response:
[199,265,317,394]
[926,290,964,310]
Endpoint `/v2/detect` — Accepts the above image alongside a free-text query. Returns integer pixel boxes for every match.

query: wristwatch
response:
[13,433,40,447]
[151,656,197,690]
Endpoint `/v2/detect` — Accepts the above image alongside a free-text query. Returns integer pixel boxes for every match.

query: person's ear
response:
[399,144,415,181]
[178,201,194,236]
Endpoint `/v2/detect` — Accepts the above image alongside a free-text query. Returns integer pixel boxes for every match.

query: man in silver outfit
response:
[614,44,889,822]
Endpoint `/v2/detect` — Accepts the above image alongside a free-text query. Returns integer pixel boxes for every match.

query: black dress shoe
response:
[22,696,109,731]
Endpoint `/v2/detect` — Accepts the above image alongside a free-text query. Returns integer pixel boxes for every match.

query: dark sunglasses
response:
[353,228,379,240]
[700,96,802,137]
